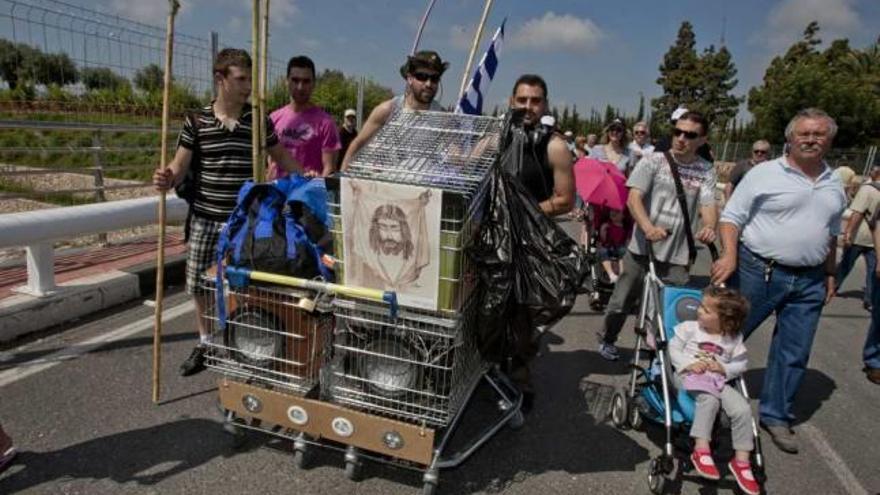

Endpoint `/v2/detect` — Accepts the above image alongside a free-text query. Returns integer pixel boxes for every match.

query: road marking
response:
[800,422,870,495]
[0,301,193,388]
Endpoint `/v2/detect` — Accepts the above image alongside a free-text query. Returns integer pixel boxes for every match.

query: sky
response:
[50,0,880,120]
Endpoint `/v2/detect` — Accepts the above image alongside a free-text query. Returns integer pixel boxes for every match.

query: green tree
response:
[134,64,164,93]
[651,22,742,133]
[636,93,645,122]
[561,106,570,130]
[0,39,77,89]
[748,23,880,147]
[81,67,129,91]
[34,52,78,87]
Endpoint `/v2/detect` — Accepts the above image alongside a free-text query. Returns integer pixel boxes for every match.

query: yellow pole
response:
[153,0,180,405]
[457,0,494,100]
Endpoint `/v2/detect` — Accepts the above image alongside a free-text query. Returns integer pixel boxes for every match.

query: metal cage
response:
[327,109,502,314]
[200,276,333,395]
[323,296,484,428]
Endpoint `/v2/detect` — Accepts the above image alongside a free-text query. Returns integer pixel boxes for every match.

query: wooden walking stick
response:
[153,0,181,404]
[251,0,262,182]
[258,0,270,177]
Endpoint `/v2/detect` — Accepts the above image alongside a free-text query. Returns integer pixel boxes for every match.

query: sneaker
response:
[180,345,207,377]
[690,449,720,480]
[728,460,761,495]
[598,342,620,361]
[760,422,798,454]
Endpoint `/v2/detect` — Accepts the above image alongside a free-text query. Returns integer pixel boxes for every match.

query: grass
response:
[0,177,94,206]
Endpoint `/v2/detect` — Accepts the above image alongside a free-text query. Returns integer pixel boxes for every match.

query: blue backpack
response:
[215,176,332,329]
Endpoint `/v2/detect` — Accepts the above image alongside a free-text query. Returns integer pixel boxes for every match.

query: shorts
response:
[185,214,224,295]
[598,246,626,261]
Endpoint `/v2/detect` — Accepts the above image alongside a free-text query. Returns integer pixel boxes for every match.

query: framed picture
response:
[341,178,442,311]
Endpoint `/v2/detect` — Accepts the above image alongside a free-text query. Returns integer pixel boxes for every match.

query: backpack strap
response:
[663,151,697,265]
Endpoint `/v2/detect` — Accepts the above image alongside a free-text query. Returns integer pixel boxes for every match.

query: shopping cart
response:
[202,109,525,494]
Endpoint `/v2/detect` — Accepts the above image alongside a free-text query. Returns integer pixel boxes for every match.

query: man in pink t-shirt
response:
[269,55,341,178]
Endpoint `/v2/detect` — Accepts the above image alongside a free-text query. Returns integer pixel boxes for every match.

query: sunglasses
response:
[672,128,701,140]
[412,72,441,83]
[634,130,647,135]
[752,149,769,155]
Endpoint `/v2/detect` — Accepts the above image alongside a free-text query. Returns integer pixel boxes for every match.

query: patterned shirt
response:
[177,104,279,221]
[626,151,717,265]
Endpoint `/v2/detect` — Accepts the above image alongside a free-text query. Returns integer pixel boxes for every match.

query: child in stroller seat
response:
[597,208,628,283]
[668,286,760,495]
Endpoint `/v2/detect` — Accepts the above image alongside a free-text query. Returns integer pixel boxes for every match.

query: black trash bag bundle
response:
[469,110,590,362]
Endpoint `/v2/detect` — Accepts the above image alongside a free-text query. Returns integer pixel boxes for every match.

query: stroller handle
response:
[643,233,719,264]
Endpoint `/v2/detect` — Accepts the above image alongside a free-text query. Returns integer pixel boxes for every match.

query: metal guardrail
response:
[0,195,187,296]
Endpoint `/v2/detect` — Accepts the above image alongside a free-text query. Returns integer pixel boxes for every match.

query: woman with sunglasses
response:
[590,119,632,175]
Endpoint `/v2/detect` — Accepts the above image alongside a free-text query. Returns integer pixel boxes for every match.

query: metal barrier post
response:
[92,131,108,244]
[22,242,55,296]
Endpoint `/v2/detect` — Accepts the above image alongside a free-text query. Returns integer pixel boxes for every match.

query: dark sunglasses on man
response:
[412,72,441,83]
[672,127,701,140]
[752,148,769,156]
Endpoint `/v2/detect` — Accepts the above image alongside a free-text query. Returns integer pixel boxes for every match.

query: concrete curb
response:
[0,254,187,343]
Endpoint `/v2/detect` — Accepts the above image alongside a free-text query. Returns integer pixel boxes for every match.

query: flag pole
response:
[153,0,180,405]
[411,0,438,55]
[458,0,494,100]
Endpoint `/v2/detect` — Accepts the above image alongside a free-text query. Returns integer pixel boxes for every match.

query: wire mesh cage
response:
[200,275,334,395]
[323,295,484,428]
[327,109,503,314]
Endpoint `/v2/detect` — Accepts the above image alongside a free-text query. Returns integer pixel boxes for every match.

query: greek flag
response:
[456,20,505,115]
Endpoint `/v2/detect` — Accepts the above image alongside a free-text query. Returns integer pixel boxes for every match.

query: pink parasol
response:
[573,157,628,211]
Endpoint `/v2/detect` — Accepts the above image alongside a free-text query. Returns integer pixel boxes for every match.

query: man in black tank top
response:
[503,74,576,412]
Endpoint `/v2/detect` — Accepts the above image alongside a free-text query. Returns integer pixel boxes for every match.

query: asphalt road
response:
[1,222,878,494]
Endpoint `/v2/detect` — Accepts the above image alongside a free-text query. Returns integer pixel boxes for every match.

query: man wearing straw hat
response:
[152,48,303,377]
[340,50,448,171]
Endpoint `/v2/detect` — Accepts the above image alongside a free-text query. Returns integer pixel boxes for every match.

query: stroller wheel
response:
[610,389,629,429]
[647,458,667,494]
[628,399,643,431]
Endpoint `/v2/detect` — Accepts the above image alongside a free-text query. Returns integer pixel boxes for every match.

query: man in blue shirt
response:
[711,108,847,454]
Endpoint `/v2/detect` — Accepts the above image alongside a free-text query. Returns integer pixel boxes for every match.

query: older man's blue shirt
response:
[721,157,847,267]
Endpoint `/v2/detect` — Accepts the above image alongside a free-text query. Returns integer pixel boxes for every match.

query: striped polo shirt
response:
[177,103,279,221]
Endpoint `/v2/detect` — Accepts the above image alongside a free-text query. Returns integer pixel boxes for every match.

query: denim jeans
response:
[866,277,880,369]
[836,245,876,305]
[729,245,826,427]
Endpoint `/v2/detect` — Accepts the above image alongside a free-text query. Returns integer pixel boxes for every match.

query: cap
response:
[400,50,449,78]
[344,109,356,118]
[564,130,573,137]
[671,106,689,121]
[604,118,625,132]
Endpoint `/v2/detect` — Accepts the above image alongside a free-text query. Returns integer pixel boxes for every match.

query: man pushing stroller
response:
[597,111,719,361]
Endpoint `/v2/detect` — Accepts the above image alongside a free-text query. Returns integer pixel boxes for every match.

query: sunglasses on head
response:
[412,72,441,83]
[672,128,701,140]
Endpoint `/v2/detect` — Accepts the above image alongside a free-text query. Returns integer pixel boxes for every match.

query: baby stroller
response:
[609,243,766,494]
[583,204,631,311]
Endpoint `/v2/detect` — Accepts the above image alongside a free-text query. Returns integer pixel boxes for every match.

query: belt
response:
[745,247,823,274]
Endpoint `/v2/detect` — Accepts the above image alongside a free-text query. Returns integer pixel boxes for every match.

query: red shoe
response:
[728,460,761,495]
[690,449,720,480]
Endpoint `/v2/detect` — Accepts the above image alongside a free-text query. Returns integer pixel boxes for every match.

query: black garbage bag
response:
[469,112,589,361]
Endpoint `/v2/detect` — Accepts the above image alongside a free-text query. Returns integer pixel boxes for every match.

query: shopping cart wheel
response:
[422,468,439,495]
[421,481,438,495]
[293,448,309,469]
[508,409,525,430]
[344,446,362,481]
[610,389,629,429]
[222,410,248,449]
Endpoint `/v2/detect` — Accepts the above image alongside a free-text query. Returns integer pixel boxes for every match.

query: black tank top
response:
[517,140,554,203]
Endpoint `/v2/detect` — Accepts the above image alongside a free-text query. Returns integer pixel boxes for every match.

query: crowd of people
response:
[0,42,866,490]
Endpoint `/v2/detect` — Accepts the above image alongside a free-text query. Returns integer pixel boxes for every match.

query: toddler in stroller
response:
[610,246,765,495]
[668,286,761,494]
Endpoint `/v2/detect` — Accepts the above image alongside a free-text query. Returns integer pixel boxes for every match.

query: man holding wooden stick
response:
[152,48,303,376]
